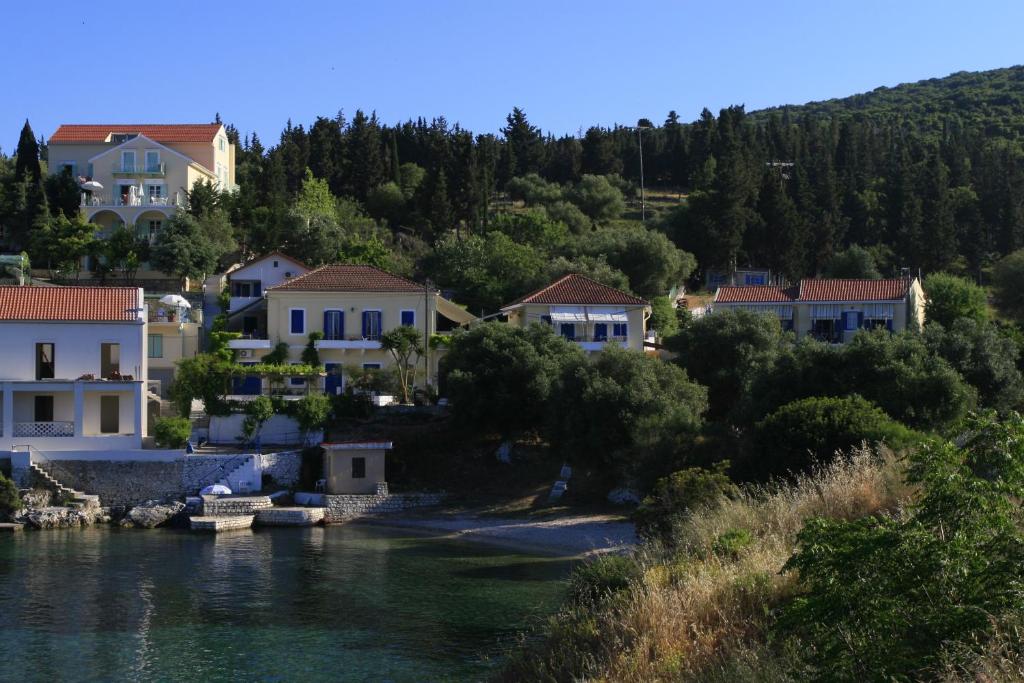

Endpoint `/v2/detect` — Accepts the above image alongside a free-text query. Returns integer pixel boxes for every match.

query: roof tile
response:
[716,278,913,304]
[267,265,425,293]
[49,124,223,144]
[504,274,649,307]
[0,286,139,321]
[714,285,797,303]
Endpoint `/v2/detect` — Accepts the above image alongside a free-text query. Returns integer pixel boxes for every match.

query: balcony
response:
[81,193,183,209]
[228,338,273,350]
[315,337,383,350]
[14,421,74,438]
[112,162,166,176]
[560,334,630,352]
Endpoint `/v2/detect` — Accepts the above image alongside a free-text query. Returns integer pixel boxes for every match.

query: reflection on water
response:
[0,525,572,682]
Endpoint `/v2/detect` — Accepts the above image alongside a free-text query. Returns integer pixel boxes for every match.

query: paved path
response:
[360,512,636,556]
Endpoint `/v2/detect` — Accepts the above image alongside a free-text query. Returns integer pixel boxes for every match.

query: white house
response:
[223,252,310,338]
[0,286,148,452]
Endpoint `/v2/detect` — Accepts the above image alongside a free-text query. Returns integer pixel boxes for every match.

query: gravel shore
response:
[358,512,637,556]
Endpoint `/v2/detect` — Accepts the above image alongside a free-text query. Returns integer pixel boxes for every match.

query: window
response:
[362,310,382,340]
[362,363,382,370]
[121,150,136,172]
[147,184,164,199]
[148,334,163,358]
[400,310,415,327]
[58,161,77,176]
[273,260,279,268]
[351,457,366,479]
[234,282,252,298]
[219,137,226,152]
[36,343,54,380]
[148,220,162,239]
[613,323,628,339]
[290,308,305,335]
[145,150,160,172]
[744,273,766,285]
[289,363,306,387]
[101,343,121,378]
[559,323,576,340]
[323,310,344,340]
[593,323,608,341]
[86,162,93,178]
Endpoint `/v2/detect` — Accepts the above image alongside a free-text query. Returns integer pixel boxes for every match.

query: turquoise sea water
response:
[0,525,572,682]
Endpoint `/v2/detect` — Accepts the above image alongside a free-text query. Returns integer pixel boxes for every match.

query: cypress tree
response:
[14,120,41,183]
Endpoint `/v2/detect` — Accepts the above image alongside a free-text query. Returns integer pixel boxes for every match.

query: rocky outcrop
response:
[20,489,54,509]
[13,506,110,529]
[120,500,186,529]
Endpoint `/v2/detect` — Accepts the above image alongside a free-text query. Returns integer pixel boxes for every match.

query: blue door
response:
[559,323,576,340]
[593,323,608,341]
[233,362,261,395]
[362,311,382,340]
[324,363,343,396]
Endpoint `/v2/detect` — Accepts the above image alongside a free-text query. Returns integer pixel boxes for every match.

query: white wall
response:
[0,320,146,381]
[12,391,74,422]
[83,390,136,435]
[208,413,322,446]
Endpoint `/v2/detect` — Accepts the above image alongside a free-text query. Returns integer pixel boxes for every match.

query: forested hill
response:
[750,66,1024,139]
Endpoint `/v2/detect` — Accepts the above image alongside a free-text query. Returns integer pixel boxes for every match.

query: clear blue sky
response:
[3,0,1022,153]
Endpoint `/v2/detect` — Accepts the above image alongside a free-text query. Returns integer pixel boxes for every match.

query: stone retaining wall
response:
[43,460,184,507]
[191,515,254,532]
[256,507,325,526]
[258,451,302,487]
[201,496,273,516]
[323,491,445,523]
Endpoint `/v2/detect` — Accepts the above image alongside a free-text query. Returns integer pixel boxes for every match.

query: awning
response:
[550,306,587,323]
[435,295,477,325]
[587,309,628,322]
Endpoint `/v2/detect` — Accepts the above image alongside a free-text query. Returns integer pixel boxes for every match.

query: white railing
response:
[81,193,182,208]
[112,162,165,175]
[14,421,74,437]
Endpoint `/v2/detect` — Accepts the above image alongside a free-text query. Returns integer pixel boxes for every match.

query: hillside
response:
[750,65,1024,140]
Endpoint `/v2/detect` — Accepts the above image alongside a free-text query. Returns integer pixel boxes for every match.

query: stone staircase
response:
[29,463,101,510]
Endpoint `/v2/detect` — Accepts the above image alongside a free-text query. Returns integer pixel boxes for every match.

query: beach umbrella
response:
[199,484,232,495]
[80,180,103,191]
[159,294,191,309]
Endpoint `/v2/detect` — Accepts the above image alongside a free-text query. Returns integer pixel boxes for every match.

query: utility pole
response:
[635,122,652,221]
[423,279,432,390]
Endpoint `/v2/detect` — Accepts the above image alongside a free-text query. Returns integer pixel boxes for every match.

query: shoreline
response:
[351,510,637,558]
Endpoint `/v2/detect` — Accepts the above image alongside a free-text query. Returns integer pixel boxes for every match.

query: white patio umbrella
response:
[159,294,192,309]
[200,484,232,495]
[80,180,103,191]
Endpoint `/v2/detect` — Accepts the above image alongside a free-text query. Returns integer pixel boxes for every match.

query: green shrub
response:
[712,528,754,559]
[264,341,289,365]
[153,416,192,448]
[753,395,917,478]
[633,462,738,542]
[0,471,22,517]
[240,395,274,443]
[923,272,989,328]
[294,393,332,442]
[569,555,641,606]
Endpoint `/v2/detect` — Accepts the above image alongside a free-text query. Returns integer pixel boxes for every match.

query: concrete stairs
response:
[28,463,100,510]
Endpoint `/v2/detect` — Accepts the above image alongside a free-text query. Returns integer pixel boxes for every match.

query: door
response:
[101,343,120,378]
[100,396,119,433]
[324,310,344,340]
[34,395,54,422]
[559,323,576,340]
[593,323,608,341]
[362,311,382,340]
[324,363,343,396]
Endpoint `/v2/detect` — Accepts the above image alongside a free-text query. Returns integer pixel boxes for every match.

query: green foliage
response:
[821,244,881,279]
[549,345,707,478]
[506,173,563,206]
[634,462,738,543]
[346,365,401,395]
[924,272,989,328]
[240,395,275,442]
[150,210,229,283]
[576,222,695,299]
[924,318,1024,413]
[293,393,332,441]
[568,555,641,607]
[207,328,240,362]
[103,225,149,283]
[568,174,625,221]
[753,396,917,477]
[0,470,23,517]
[30,213,96,278]
[544,255,630,292]
[264,342,289,365]
[301,332,323,367]
[482,208,569,251]
[712,528,754,558]
[169,354,232,418]
[777,412,1024,681]
[153,416,192,448]
[991,249,1024,322]
[667,308,786,421]
[647,295,678,338]
[442,322,583,437]
[380,326,424,403]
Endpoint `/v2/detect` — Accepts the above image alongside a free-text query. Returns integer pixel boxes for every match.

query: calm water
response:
[0,525,572,682]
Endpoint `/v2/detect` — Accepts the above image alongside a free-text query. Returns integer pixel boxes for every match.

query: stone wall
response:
[201,496,273,516]
[47,460,185,507]
[181,455,258,494]
[256,507,325,526]
[323,489,445,523]
[258,451,302,487]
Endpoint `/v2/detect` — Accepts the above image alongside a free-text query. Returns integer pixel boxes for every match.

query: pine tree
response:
[502,108,545,178]
[920,152,957,272]
[14,120,41,183]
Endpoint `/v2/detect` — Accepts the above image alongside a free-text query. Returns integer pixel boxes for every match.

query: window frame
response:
[35,342,55,380]
[400,309,416,327]
[148,334,163,359]
[289,307,306,335]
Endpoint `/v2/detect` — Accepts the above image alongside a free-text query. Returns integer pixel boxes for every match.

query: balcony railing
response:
[112,162,165,176]
[14,421,74,437]
[561,335,629,343]
[81,193,183,209]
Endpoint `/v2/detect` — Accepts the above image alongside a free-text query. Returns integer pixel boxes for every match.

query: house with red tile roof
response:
[46,123,235,283]
[713,277,925,343]
[227,265,476,396]
[0,285,148,451]
[501,274,652,352]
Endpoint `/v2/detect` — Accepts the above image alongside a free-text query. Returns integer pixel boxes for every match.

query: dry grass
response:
[503,446,915,682]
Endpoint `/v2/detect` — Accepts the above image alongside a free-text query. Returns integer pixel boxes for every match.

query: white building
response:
[0,286,148,452]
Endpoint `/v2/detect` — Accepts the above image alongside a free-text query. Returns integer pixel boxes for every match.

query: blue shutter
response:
[560,323,575,340]
[401,310,415,327]
[362,311,369,338]
[290,309,304,334]
[253,282,261,296]
[594,323,607,341]
[886,319,894,332]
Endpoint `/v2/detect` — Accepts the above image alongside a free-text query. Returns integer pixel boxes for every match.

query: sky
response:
[3,0,1023,152]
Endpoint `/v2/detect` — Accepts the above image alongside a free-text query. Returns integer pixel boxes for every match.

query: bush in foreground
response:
[0,471,22,518]
[633,462,738,543]
[153,416,192,448]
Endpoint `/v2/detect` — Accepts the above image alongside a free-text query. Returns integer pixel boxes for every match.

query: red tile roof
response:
[716,278,914,305]
[267,265,425,293]
[503,274,649,308]
[798,278,912,302]
[0,286,140,321]
[714,285,797,303]
[49,124,223,144]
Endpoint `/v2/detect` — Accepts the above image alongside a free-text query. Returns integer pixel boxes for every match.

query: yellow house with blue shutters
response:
[228,264,475,395]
